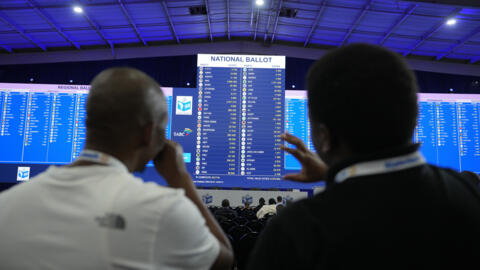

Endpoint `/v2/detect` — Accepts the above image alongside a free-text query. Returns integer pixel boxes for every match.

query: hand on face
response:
[153,139,190,186]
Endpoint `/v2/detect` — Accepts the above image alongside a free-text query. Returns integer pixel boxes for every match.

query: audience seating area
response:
[208,206,274,269]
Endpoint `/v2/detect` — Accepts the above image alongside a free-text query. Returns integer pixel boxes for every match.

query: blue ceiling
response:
[0,0,479,64]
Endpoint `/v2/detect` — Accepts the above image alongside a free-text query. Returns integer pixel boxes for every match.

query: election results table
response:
[0,83,173,182]
[284,91,480,174]
[414,93,480,173]
[0,84,89,164]
[193,54,285,187]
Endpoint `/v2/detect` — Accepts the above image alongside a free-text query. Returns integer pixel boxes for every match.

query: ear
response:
[142,123,154,147]
[312,122,331,154]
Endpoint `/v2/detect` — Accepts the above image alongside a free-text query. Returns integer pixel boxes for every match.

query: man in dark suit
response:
[247,44,480,270]
[214,199,238,219]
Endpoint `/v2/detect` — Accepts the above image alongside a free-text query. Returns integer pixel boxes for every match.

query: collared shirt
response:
[325,144,423,185]
[0,164,219,270]
[256,204,277,219]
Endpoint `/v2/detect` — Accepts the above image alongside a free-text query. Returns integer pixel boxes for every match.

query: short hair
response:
[306,43,418,153]
[268,198,276,205]
[221,199,230,208]
[86,68,166,147]
[259,197,265,205]
[277,196,282,203]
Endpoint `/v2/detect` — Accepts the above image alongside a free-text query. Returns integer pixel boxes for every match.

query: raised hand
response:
[281,133,328,182]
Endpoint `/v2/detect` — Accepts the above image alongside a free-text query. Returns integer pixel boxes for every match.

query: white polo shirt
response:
[0,164,219,270]
[256,204,277,219]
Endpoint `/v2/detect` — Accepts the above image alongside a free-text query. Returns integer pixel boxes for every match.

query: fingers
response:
[280,144,304,161]
[164,139,183,152]
[154,140,182,164]
[280,133,307,152]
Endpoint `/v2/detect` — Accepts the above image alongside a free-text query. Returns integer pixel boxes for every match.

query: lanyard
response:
[334,151,426,184]
[76,149,127,172]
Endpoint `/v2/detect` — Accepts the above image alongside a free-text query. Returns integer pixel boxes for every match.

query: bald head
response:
[86,67,168,158]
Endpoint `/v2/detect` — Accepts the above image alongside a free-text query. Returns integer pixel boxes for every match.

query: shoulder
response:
[264,195,328,240]
[423,165,480,197]
[248,197,327,269]
[0,168,53,202]
[112,179,187,216]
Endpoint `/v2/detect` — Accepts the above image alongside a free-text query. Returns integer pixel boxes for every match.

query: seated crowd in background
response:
[205,195,296,269]
[256,198,278,219]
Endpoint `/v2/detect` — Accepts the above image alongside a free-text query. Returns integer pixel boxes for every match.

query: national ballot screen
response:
[193,54,285,182]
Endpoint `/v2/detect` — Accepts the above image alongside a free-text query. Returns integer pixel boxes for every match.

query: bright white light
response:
[73,6,83,13]
[446,18,456,25]
[255,0,265,6]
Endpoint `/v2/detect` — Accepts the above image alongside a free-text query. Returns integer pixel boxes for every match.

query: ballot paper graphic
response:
[17,167,30,181]
[202,193,213,204]
[176,96,193,115]
[242,194,253,205]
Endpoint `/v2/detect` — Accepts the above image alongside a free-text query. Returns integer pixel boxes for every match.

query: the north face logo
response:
[95,213,126,230]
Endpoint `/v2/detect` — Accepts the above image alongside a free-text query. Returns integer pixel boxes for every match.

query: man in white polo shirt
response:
[0,68,233,270]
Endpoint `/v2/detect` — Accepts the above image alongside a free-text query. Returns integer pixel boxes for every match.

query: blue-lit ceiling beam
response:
[378,4,417,46]
[250,1,254,27]
[226,0,230,40]
[262,5,271,43]
[160,1,180,44]
[436,25,480,60]
[339,0,373,47]
[205,0,213,42]
[470,56,480,64]
[304,0,327,47]
[253,8,260,41]
[117,0,147,46]
[0,11,46,51]
[0,44,12,53]
[80,10,114,53]
[26,0,80,49]
[270,0,283,43]
[403,7,461,57]
[263,0,276,43]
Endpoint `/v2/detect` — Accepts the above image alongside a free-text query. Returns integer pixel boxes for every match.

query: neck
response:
[323,143,354,168]
[328,142,416,168]
[77,142,137,172]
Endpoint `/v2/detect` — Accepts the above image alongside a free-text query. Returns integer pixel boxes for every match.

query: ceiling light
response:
[73,6,83,14]
[446,18,456,26]
[255,0,265,6]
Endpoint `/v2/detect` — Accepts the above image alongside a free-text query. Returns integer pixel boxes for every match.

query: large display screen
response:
[282,91,480,174]
[1,55,479,189]
[140,54,318,189]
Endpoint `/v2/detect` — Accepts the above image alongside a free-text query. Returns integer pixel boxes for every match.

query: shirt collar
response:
[325,144,421,186]
[76,149,128,173]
